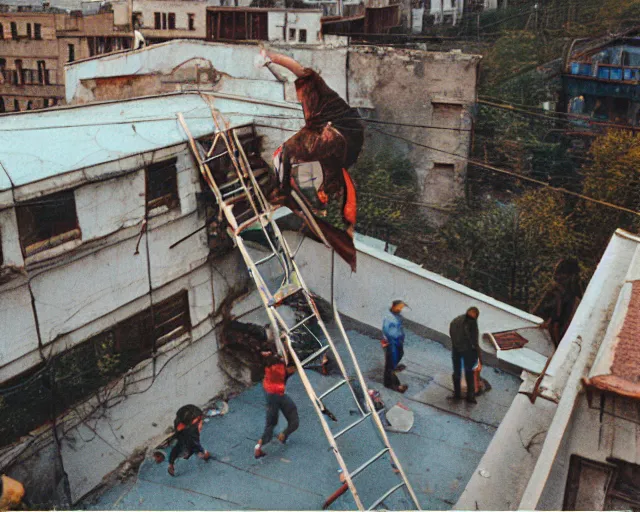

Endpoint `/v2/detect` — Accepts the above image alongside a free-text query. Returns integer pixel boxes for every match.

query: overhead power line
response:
[372,126,640,218]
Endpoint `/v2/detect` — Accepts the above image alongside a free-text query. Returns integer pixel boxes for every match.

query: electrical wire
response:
[371,126,640,217]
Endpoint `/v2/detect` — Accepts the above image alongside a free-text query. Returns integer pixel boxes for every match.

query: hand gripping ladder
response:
[178,103,421,511]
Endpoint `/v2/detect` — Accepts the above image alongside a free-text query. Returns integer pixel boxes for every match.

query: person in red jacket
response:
[254,345,299,458]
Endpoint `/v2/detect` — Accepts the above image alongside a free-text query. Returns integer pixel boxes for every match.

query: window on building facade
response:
[0,97,4,114]
[34,23,41,39]
[68,44,75,62]
[16,190,81,257]
[10,22,17,40]
[289,28,296,40]
[188,13,195,31]
[154,12,161,29]
[162,12,168,29]
[0,290,191,448]
[26,23,31,38]
[14,59,23,85]
[43,98,49,108]
[13,99,19,111]
[168,12,176,29]
[432,102,464,129]
[26,100,32,110]
[146,158,179,212]
[37,60,46,84]
[0,23,4,39]
[298,28,307,42]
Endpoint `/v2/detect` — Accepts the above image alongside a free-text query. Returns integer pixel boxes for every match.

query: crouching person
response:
[154,404,211,476]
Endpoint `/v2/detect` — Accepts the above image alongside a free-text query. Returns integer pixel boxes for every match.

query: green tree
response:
[576,130,640,267]
[327,149,425,246]
[429,189,579,311]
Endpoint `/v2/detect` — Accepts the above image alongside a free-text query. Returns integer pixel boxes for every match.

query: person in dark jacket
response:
[154,404,211,476]
[254,345,299,459]
[448,307,481,404]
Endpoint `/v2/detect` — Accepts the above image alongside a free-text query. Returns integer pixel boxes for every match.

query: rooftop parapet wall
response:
[284,232,540,340]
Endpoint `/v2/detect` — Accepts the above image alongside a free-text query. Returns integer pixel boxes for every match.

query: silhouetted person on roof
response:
[448,307,481,404]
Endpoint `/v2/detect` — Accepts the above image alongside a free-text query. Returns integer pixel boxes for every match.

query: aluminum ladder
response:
[178,104,421,511]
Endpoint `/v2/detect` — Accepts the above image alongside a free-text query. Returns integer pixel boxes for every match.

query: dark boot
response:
[465,371,477,404]
[447,374,462,401]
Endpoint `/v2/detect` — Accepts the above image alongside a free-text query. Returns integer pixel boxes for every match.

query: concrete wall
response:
[286,232,541,338]
[267,11,323,44]
[347,46,478,219]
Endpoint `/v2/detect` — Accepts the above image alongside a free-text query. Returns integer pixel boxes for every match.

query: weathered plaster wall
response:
[0,132,256,504]
[348,47,478,217]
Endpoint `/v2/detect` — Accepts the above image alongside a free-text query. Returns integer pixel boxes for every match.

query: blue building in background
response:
[564,34,640,130]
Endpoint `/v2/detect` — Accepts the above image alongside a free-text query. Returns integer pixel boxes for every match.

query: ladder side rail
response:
[268,220,367,416]
[235,236,289,364]
[201,98,263,225]
[177,113,240,231]
[283,336,366,511]
[232,128,271,214]
[229,128,294,282]
[332,301,422,510]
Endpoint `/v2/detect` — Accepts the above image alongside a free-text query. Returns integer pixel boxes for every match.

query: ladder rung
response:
[288,313,317,333]
[203,151,229,164]
[300,345,331,368]
[318,379,347,401]
[367,482,406,511]
[255,252,277,266]
[223,186,246,198]
[350,448,389,480]
[334,412,372,440]
[220,168,268,190]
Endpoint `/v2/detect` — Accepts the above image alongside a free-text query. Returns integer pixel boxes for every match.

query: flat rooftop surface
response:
[84,326,520,510]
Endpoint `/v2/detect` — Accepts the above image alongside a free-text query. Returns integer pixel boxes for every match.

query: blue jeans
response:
[452,348,478,381]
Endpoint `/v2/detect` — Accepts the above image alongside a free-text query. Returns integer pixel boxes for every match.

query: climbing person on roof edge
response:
[256,47,365,272]
[153,404,212,476]
[448,307,481,404]
[254,344,300,459]
[382,300,409,393]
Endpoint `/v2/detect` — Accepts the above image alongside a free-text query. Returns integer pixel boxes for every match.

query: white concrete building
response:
[456,228,640,511]
[0,91,299,504]
[132,0,221,41]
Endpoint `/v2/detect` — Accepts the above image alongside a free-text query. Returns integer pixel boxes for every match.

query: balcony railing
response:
[568,61,640,82]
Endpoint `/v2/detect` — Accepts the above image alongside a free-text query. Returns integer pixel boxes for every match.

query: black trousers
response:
[261,392,299,444]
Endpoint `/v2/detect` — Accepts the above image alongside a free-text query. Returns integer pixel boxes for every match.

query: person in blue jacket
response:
[382,300,409,393]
